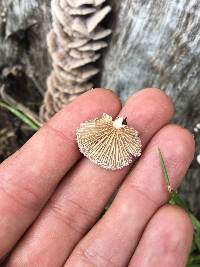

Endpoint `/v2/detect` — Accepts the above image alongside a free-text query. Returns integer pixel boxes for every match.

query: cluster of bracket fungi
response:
[40,0,111,121]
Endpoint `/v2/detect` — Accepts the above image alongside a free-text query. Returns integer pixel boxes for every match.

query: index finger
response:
[0,88,121,258]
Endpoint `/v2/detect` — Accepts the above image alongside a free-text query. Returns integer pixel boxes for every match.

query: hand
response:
[0,88,194,267]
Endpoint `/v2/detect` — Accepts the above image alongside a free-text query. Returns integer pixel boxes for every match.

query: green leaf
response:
[195,233,200,251]
[190,238,197,254]
[188,255,200,264]
[191,214,200,231]
[170,191,189,212]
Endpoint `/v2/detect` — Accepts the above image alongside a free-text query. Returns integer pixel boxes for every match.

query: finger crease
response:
[48,198,95,235]
[76,244,120,267]
[0,183,42,213]
[45,123,75,147]
[129,183,160,209]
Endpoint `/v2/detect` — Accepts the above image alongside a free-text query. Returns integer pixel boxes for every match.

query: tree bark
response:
[0,0,51,162]
[0,0,200,215]
[100,0,200,215]
[0,0,51,93]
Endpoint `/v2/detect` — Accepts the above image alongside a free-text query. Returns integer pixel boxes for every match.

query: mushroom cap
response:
[76,113,142,170]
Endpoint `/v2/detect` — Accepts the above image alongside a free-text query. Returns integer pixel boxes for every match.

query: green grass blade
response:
[158,148,171,189]
[0,101,40,131]
[158,147,189,210]
[158,148,200,260]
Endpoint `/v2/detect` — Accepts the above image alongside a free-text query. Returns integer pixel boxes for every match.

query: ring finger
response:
[129,205,193,267]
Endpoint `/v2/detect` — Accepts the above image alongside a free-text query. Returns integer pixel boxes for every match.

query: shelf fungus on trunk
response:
[40,0,112,122]
[76,113,142,170]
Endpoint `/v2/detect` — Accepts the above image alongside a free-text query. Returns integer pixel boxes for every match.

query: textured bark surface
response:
[0,0,51,92]
[0,0,51,159]
[100,0,200,215]
[0,0,200,214]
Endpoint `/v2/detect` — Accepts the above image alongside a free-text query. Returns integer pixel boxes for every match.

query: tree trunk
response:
[0,0,200,215]
[0,0,51,159]
[100,0,200,215]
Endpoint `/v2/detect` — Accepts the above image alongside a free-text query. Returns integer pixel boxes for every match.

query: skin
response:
[0,88,195,267]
